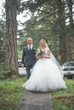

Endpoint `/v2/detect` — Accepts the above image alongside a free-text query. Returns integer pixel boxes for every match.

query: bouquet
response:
[36,48,45,56]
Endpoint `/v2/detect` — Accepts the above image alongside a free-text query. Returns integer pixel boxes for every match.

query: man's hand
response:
[21,64,24,68]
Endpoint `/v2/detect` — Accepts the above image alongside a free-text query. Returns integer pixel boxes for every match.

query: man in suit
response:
[21,37,37,79]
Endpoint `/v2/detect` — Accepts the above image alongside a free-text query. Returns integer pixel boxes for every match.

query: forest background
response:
[0,1,74,110]
[0,0,74,75]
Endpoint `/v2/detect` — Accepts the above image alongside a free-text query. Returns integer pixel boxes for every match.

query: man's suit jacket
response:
[21,45,37,66]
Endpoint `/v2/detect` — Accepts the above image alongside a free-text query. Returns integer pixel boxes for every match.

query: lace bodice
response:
[43,49,48,56]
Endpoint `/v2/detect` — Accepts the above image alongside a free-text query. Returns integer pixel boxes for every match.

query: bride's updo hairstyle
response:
[40,39,46,47]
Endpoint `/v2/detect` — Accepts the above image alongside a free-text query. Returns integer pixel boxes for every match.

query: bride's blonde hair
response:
[40,39,46,47]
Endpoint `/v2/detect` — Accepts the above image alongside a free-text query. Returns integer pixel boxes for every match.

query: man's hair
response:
[27,37,33,41]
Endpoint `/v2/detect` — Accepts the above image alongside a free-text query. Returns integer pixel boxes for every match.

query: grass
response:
[0,75,27,110]
[51,78,74,110]
[0,76,74,110]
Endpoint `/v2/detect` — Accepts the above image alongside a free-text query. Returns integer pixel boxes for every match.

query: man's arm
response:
[21,47,25,68]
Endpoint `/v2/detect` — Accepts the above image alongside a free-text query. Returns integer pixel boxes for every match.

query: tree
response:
[0,18,5,63]
[68,0,74,61]
[5,0,19,76]
[55,0,68,64]
[17,0,74,65]
[0,2,6,63]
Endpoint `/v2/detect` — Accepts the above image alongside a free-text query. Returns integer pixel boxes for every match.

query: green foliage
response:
[52,78,74,110]
[0,63,10,79]
[17,50,22,60]
[21,0,52,13]
[10,75,17,80]
[0,77,74,110]
[0,76,26,110]
[17,0,74,64]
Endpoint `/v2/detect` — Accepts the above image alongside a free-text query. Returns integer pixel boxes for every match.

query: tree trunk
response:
[56,0,68,64]
[5,0,19,76]
[68,0,74,60]
[71,36,74,60]
[60,37,68,64]
[54,38,58,60]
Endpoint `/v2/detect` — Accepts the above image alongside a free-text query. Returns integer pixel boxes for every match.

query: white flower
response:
[38,48,40,53]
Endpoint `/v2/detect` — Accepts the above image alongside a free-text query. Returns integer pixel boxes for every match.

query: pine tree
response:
[18,0,74,64]
[5,0,19,76]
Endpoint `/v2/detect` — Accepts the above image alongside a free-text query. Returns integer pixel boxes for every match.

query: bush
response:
[0,63,10,79]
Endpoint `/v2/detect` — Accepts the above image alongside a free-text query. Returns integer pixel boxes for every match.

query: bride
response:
[22,39,67,92]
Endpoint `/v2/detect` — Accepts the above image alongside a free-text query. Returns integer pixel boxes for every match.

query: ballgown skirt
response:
[22,58,67,92]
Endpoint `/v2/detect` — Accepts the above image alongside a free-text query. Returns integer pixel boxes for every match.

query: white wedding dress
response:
[22,50,67,92]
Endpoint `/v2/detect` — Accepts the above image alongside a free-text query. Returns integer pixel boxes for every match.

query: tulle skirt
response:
[22,58,67,92]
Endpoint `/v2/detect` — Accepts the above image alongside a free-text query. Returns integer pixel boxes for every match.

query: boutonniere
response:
[33,47,37,50]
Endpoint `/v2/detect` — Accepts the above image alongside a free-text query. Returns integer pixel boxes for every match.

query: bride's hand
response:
[39,56,43,58]
[41,56,45,58]
[36,56,41,59]
[39,56,42,58]
[36,55,45,59]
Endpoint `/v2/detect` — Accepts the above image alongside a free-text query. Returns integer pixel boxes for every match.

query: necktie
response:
[29,46,31,51]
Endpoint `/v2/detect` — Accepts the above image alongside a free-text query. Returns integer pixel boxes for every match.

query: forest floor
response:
[52,78,74,110]
[0,76,74,110]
